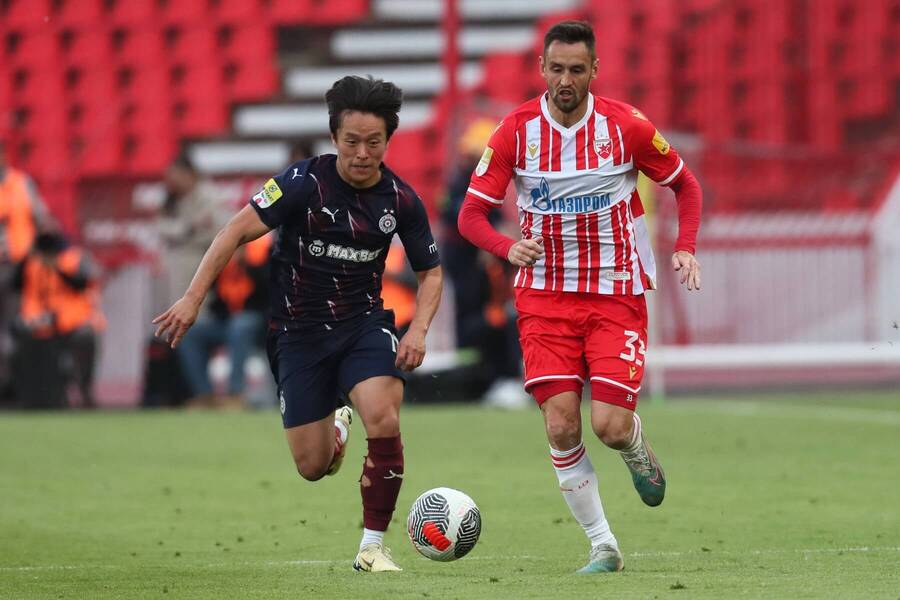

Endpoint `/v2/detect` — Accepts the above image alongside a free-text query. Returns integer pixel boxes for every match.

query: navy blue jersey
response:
[249,154,440,331]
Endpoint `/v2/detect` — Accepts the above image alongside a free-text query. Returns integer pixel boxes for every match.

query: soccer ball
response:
[406,487,482,561]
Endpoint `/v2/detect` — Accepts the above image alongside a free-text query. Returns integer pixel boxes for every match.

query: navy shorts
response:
[266,310,405,428]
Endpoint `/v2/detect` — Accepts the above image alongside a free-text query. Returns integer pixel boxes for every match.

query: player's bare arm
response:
[507,237,545,267]
[395,265,442,372]
[672,250,701,291]
[153,205,271,348]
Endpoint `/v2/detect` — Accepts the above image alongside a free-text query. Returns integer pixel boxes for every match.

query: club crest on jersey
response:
[253,178,283,208]
[379,210,397,234]
[594,135,612,160]
[475,147,493,176]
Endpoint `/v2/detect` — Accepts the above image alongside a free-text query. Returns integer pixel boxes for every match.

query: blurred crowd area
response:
[2,0,899,409]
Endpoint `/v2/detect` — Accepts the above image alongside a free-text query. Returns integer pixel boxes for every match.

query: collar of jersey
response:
[540,92,594,136]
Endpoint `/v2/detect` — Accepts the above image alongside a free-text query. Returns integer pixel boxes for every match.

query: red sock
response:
[360,435,404,531]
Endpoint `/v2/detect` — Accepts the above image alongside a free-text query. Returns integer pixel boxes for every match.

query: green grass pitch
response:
[1,390,899,599]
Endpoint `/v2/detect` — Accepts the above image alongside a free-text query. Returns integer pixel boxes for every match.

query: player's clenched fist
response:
[507,238,544,267]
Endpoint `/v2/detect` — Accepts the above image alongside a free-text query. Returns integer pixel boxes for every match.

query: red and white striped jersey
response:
[465,93,685,295]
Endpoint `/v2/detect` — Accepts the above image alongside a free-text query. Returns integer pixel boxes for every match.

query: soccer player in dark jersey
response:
[153,76,443,572]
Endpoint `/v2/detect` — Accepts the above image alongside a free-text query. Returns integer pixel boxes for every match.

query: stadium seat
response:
[2,0,51,30]
[123,132,177,176]
[158,0,209,25]
[165,25,218,64]
[173,100,228,137]
[108,0,159,27]
[4,30,58,68]
[55,0,106,29]
[225,60,279,102]
[114,28,166,67]
[214,0,262,23]
[61,29,111,68]
[220,24,275,63]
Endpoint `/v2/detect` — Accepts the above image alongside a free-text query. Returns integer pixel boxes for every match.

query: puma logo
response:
[384,470,404,480]
[320,206,340,223]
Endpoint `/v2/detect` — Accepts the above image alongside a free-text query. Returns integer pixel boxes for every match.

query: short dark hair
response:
[543,20,596,58]
[326,76,403,140]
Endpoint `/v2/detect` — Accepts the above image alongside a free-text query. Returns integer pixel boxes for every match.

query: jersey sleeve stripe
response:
[466,187,504,205]
[658,158,685,186]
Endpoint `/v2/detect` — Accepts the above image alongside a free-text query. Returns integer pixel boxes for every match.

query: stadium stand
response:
[2,0,899,402]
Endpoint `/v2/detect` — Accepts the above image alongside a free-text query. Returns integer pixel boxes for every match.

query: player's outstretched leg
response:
[326,405,352,476]
[619,413,666,506]
[551,442,625,574]
[353,435,404,572]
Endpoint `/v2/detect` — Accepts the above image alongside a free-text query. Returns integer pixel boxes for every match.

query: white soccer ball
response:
[406,487,482,562]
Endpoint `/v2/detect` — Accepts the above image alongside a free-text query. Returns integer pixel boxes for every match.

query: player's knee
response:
[294,456,329,481]
[592,417,631,449]
[364,411,400,438]
[544,410,581,448]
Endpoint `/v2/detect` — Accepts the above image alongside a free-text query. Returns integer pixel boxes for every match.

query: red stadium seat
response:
[158,0,209,25]
[172,100,228,137]
[268,0,312,23]
[2,0,51,30]
[108,0,158,27]
[55,0,105,29]
[4,30,58,68]
[114,28,166,67]
[220,23,275,62]
[124,132,177,176]
[165,25,218,64]
[225,60,279,102]
[61,29,111,68]
[214,0,262,23]
[67,68,118,106]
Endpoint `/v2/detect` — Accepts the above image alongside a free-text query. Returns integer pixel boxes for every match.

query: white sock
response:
[359,528,384,550]
[335,420,349,445]
[550,441,617,548]
[621,413,642,455]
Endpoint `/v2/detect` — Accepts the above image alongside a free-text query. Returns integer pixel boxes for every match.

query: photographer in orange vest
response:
[12,230,105,408]
[0,140,51,401]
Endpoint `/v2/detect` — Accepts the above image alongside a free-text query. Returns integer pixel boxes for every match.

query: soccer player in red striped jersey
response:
[458,21,702,573]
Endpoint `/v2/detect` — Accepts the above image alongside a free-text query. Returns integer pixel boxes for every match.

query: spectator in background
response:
[157,153,223,306]
[12,229,105,409]
[441,119,527,408]
[144,153,223,408]
[289,140,315,165]
[175,234,271,408]
[0,140,52,402]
